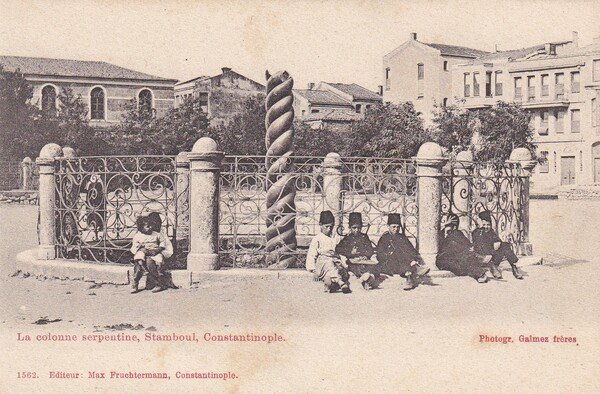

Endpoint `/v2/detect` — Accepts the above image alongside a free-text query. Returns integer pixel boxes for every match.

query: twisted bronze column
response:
[264,70,297,269]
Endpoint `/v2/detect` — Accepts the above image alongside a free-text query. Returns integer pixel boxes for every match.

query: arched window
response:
[41,85,57,115]
[90,87,105,120]
[138,89,153,116]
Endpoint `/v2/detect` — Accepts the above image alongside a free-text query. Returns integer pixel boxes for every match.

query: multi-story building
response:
[174,67,264,125]
[0,55,177,126]
[382,33,488,123]
[452,33,600,191]
[293,82,382,129]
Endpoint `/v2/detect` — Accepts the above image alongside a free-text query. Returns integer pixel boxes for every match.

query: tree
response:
[293,121,340,156]
[429,101,474,156]
[342,102,430,158]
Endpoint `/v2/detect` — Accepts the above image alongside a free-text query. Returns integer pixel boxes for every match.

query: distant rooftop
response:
[0,55,177,82]
[423,43,489,58]
[177,67,265,88]
[294,89,352,106]
[302,108,362,122]
[323,82,382,101]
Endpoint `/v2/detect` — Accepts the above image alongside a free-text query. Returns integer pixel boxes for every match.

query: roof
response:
[294,89,352,106]
[177,68,265,89]
[323,83,382,101]
[0,55,177,82]
[302,108,362,122]
[423,43,489,58]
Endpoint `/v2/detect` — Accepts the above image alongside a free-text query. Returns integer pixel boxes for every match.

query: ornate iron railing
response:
[53,156,189,266]
[441,160,525,250]
[219,155,418,268]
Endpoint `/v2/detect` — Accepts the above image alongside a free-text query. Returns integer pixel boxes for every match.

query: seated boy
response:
[335,212,380,290]
[306,210,351,294]
[376,213,430,290]
[130,215,170,293]
[471,211,523,280]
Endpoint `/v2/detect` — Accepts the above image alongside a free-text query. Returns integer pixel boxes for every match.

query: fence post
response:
[21,157,32,190]
[454,150,473,233]
[35,143,63,259]
[186,138,224,271]
[323,152,344,230]
[62,146,76,158]
[508,148,537,256]
[415,142,448,270]
[175,151,190,241]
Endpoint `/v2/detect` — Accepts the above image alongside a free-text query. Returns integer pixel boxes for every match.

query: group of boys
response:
[307,209,524,293]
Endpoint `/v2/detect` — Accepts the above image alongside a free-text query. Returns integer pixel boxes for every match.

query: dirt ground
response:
[0,200,599,393]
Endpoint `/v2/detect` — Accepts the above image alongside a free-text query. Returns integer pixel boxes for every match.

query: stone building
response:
[452,32,600,192]
[382,33,488,124]
[293,82,382,129]
[174,67,265,125]
[0,55,177,126]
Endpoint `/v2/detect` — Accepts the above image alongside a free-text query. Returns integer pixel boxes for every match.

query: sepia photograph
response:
[0,0,599,392]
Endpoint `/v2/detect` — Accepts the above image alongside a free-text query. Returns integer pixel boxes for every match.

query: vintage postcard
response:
[1,0,599,392]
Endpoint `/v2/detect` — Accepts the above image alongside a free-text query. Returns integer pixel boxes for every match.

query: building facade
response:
[382,33,488,124]
[0,55,177,126]
[452,33,600,191]
[174,67,265,125]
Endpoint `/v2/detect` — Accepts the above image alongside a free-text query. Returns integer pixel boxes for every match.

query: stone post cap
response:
[176,151,190,167]
[37,143,63,163]
[192,137,218,153]
[415,142,447,168]
[62,146,76,158]
[22,157,32,164]
[455,150,473,162]
[323,152,342,168]
[509,147,533,162]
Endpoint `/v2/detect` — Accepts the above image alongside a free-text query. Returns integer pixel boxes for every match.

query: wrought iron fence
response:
[53,156,189,266]
[219,155,418,268]
[441,160,525,250]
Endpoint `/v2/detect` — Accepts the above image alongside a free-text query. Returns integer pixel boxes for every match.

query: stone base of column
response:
[516,242,533,256]
[37,245,55,260]
[186,253,219,271]
[420,253,439,271]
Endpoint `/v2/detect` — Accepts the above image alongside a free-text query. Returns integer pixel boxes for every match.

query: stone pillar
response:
[175,151,190,241]
[322,152,344,230]
[186,138,224,271]
[36,143,63,259]
[508,148,537,256]
[21,157,32,190]
[415,142,448,270]
[62,146,76,158]
[454,150,473,233]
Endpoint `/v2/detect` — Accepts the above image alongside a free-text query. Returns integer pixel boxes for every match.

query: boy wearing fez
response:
[306,211,351,293]
[335,212,380,290]
[472,211,523,280]
[376,213,430,290]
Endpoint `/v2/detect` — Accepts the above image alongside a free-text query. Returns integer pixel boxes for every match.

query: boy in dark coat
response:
[471,211,523,280]
[335,212,380,290]
[376,213,430,290]
[437,213,489,283]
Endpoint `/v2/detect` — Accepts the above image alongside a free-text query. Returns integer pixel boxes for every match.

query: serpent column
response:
[264,70,297,269]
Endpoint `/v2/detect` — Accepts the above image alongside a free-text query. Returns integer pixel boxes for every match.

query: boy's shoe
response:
[489,264,503,279]
[340,283,352,294]
[477,274,489,283]
[151,286,167,293]
[511,265,524,280]
[413,263,430,277]
[403,274,417,291]
[130,285,141,294]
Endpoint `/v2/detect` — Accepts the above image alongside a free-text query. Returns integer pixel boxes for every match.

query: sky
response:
[1,0,599,91]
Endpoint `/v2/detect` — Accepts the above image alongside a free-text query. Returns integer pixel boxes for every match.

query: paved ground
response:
[0,200,598,393]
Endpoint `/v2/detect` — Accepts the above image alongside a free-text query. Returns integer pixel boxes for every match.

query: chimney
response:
[307,82,315,90]
[545,43,551,54]
[410,32,417,40]
[378,85,383,96]
[494,44,499,52]
[572,31,579,47]
[221,67,232,74]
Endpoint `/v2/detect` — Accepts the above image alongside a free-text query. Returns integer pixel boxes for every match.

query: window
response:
[553,152,557,172]
[443,61,448,71]
[311,109,319,113]
[385,68,391,90]
[527,76,535,101]
[485,71,492,97]
[138,89,153,116]
[301,110,305,116]
[571,109,580,133]
[555,110,565,133]
[365,104,371,111]
[539,151,549,173]
[555,73,564,99]
[594,60,600,82]
[539,111,549,135]
[90,87,105,120]
[442,98,448,107]
[464,73,471,97]
[417,63,424,80]
[473,72,480,96]
[541,75,549,97]
[571,71,580,93]
[514,77,522,98]
[593,98,598,127]
[41,85,57,116]
[495,71,503,96]
[355,104,362,114]
[580,150,583,171]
